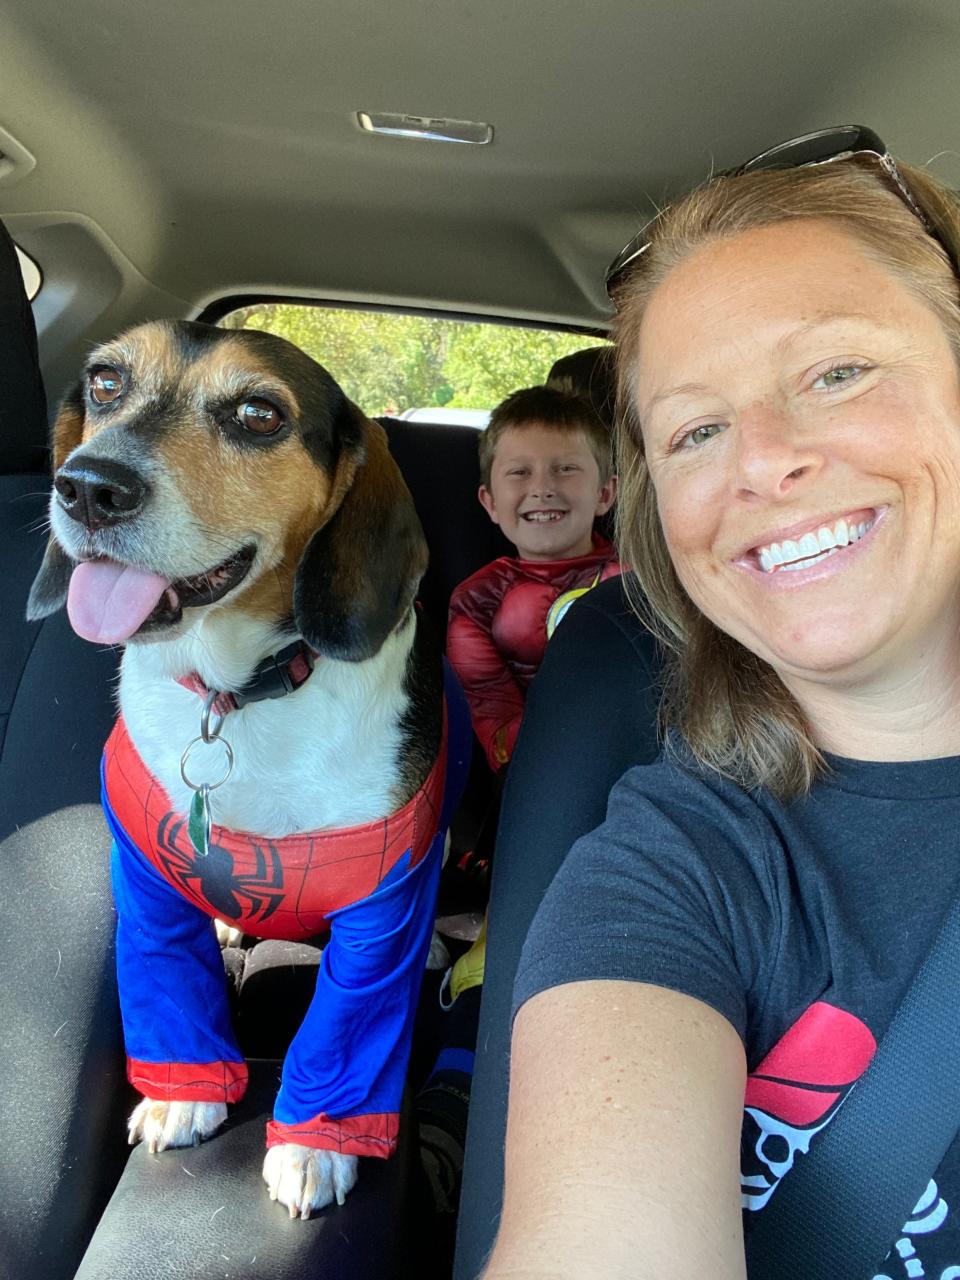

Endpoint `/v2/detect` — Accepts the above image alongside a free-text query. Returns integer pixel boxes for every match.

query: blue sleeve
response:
[108,811,247,1103]
[268,659,471,1156]
[267,831,444,1156]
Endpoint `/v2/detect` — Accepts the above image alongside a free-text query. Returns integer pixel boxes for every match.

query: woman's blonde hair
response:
[612,157,960,798]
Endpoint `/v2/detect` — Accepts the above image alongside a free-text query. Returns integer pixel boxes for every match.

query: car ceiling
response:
[2,0,960,359]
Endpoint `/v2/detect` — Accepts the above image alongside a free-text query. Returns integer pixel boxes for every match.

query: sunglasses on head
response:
[604,124,936,300]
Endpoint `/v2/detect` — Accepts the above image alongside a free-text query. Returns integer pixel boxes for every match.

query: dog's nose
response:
[54,457,149,530]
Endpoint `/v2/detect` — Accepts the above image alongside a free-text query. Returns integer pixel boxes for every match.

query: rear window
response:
[219,303,607,423]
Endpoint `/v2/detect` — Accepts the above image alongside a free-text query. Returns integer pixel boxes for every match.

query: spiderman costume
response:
[102,661,471,1157]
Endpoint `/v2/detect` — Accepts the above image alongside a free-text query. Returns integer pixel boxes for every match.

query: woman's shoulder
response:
[607,741,786,863]
[516,750,789,1043]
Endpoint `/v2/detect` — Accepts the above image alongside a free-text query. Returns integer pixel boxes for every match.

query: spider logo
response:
[155,811,286,926]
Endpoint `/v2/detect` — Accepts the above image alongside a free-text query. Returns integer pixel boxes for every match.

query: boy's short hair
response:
[478,385,613,488]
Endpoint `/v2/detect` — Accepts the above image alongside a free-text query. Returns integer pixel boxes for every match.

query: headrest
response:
[546,345,616,431]
[380,416,511,637]
[0,219,48,474]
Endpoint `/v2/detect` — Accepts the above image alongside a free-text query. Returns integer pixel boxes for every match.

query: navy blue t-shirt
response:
[514,748,960,1278]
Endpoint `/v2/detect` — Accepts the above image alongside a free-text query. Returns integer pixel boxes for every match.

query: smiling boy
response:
[417,388,618,1216]
[448,385,619,772]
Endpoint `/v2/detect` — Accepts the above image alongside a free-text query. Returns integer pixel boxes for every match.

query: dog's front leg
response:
[111,834,249,1155]
[263,838,444,1218]
[129,1098,228,1153]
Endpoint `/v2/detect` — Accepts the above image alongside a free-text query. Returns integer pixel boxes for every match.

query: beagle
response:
[27,320,470,1219]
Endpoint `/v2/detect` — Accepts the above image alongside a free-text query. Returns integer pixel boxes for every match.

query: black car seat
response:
[381,416,512,643]
[0,217,129,1280]
[452,574,664,1279]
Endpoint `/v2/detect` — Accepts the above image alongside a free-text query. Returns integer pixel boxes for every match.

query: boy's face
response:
[479,423,617,561]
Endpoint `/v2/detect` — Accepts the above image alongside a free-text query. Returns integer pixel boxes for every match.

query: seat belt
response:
[746,893,960,1280]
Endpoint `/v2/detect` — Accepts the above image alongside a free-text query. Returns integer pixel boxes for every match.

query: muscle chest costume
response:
[446,535,621,770]
[102,661,471,1157]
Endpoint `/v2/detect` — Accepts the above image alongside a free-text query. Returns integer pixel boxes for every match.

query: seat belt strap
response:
[746,894,960,1279]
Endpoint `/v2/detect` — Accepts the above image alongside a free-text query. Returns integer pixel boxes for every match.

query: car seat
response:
[380,416,512,645]
[452,574,664,1278]
[0,215,131,1280]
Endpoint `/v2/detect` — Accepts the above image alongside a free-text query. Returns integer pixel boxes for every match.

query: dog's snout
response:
[54,457,149,530]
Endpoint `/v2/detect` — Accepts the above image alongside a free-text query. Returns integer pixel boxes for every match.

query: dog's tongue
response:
[67,560,171,644]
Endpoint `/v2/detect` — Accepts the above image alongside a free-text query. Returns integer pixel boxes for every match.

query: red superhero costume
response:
[446,534,620,770]
[101,663,472,1158]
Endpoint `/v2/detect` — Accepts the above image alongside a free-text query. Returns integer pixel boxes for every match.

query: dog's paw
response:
[214,917,244,948]
[128,1098,228,1154]
[262,1143,359,1219]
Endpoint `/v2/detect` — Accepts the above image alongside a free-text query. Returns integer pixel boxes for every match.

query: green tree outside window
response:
[222,303,606,419]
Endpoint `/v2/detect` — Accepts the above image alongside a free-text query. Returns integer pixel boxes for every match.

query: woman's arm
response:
[483,978,748,1280]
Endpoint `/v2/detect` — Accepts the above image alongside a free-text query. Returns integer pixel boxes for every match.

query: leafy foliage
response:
[222,303,606,417]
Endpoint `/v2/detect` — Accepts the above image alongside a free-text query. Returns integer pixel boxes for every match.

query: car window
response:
[219,302,607,421]
[15,245,41,300]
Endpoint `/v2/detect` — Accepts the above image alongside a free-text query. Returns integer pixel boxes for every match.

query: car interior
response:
[3,1,960,1276]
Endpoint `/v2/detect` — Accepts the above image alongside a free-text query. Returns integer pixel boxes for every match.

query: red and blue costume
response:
[101,661,471,1157]
[447,535,621,770]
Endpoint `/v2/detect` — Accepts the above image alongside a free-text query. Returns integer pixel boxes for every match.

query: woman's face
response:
[635,219,960,693]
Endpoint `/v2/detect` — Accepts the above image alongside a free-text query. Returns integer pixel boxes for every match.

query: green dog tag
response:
[188,784,212,857]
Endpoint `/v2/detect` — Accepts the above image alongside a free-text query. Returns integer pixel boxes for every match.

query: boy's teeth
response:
[756,514,873,573]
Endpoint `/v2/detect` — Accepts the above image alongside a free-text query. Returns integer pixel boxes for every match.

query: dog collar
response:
[177,639,318,718]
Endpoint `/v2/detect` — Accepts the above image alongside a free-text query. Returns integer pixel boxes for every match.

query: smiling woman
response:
[484,136,960,1280]
[634,218,960,768]
[615,155,960,795]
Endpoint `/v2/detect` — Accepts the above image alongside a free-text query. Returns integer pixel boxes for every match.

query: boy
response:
[417,385,619,1217]
[447,384,620,772]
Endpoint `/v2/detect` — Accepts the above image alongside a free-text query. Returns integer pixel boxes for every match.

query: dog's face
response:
[27,320,428,659]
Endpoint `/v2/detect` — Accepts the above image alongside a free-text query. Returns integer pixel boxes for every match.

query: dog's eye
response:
[90,367,124,405]
[236,398,283,435]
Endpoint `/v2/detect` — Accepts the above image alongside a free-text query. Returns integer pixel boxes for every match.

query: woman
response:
[482,129,960,1278]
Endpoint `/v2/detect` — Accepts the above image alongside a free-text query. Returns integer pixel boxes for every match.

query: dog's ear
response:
[26,538,75,621]
[26,386,84,621]
[294,416,428,661]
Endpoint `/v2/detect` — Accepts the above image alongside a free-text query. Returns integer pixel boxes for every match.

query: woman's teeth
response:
[757,515,873,574]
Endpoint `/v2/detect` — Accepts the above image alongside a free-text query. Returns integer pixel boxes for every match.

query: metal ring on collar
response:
[180,734,235,792]
[200,688,227,743]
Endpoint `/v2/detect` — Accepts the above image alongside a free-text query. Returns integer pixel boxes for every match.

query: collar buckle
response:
[177,640,318,717]
[231,640,316,709]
